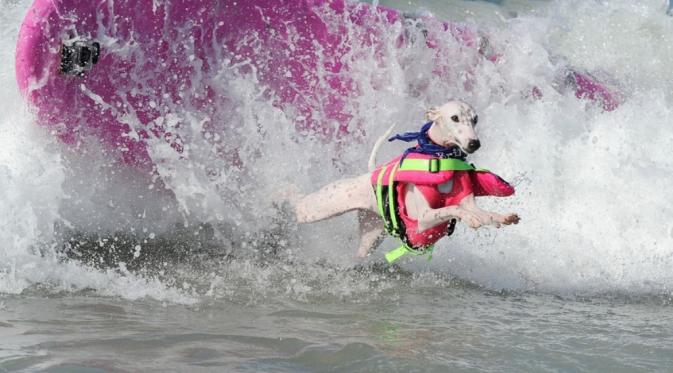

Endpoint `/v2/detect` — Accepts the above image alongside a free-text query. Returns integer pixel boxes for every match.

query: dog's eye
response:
[451,115,459,122]
[472,115,478,126]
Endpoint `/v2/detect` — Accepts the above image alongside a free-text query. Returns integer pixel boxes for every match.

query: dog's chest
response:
[415,172,473,208]
[437,179,454,194]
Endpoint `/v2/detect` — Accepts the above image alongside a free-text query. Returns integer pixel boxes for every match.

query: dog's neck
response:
[427,123,457,149]
[425,123,467,160]
[426,123,450,149]
[388,121,467,161]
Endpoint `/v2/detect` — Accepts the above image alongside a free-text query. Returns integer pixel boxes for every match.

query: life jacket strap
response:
[376,163,391,232]
[385,243,435,264]
[387,162,400,232]
[375,162,403,235]
[398,157,486,173]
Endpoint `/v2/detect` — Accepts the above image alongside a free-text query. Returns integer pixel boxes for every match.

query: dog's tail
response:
[368,123,396,172]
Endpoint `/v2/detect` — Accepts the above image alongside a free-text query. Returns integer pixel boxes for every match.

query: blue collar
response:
[388,122,467,162]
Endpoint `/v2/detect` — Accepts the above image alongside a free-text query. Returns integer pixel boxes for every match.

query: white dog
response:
[292,100,519,261]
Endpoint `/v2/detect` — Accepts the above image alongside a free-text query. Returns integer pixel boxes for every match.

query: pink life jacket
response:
[370,152,514,260]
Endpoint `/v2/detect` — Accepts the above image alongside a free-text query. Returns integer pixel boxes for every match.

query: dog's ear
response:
[425,107,441,122]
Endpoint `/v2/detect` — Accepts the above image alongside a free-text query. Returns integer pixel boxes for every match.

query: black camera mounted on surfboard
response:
[60,38,100,76]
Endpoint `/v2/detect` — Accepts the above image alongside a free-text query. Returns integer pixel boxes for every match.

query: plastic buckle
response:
[428,158,439,173]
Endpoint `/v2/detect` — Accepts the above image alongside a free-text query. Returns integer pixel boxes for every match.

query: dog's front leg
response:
[417,204,488,230]
[458,194,520,227]
[406,185,486,231]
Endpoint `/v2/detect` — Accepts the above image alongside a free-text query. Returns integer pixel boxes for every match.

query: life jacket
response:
[370,153,515,263]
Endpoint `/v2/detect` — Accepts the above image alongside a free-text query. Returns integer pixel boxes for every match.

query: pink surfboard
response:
[15,0,620,169]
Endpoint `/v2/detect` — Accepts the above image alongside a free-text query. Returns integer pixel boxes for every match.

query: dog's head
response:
[425,100,480,154]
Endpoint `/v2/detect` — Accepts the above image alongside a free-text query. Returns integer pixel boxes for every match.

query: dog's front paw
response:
[484,212,520,227]
[502,214,520,225]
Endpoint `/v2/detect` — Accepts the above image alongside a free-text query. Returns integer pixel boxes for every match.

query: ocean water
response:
[3,0,673,371]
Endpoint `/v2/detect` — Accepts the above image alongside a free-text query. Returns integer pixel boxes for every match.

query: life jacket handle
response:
[398,157,488,173]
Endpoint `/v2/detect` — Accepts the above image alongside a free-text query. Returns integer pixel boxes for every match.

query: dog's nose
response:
[467,139,481,153]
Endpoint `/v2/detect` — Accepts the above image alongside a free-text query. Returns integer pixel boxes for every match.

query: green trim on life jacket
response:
[398,157,486,173]
[385,243,435,264]
[387,163,400,233]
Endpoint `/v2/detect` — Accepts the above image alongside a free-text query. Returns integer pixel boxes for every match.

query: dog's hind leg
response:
[356,210,385,257]
[294,173,376,223]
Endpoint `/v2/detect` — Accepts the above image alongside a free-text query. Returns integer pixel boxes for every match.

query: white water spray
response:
[1,0,673,300]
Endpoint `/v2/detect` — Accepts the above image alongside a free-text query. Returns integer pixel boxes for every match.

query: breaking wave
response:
[2,0,673,303]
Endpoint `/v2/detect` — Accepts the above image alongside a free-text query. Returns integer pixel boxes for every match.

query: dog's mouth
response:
[457,139,481,154]
[442,138,458,148]
[447,140,472,154]
[436,137,477,155]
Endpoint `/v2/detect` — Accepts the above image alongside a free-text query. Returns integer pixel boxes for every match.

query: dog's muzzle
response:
[466,139,481,153]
